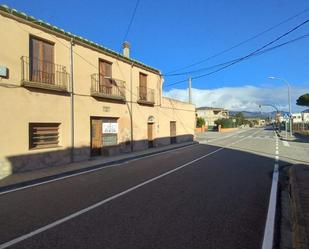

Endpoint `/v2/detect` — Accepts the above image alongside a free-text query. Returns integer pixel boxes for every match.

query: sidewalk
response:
[289,164,309,249]
[0,141,197,192]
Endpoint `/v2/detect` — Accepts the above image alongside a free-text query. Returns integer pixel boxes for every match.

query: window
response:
[30,36,55,84]
[102,118,118,146]
[99,59,113,94]
[139,73,147,100]
[29,123,60,149]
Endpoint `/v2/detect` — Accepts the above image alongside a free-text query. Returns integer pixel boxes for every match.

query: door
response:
[170,121,176,144]
[99,60,112,94]
[91,118,102,156]
[148,123,154,148]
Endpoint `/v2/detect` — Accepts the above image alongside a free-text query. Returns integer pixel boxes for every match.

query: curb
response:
[289,166,309,249]
[0,141,198,194]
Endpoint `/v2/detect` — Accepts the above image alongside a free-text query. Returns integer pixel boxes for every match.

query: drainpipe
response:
[130,62,134,152]
[70,38,75,162]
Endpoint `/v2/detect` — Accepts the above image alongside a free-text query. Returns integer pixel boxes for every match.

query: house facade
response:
[196,107,229,127]
[0,5,195,179]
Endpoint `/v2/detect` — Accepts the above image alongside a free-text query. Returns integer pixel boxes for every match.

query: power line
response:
[164,7,309,75]
[122,0,140,43]
[165,20,309,87]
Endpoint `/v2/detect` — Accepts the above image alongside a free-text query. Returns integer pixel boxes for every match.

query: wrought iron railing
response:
[21,56,69,91]
[91,74,126,100]
[138,86,155,104]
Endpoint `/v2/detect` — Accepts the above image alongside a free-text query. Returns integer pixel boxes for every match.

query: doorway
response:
[148,123,154,148]
[170,121,176,144]
[91,117,102,156]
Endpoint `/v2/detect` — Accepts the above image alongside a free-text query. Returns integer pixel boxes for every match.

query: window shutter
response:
[29,123,60,149]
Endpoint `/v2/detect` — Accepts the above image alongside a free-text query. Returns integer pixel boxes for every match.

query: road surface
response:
[0,127,279,249]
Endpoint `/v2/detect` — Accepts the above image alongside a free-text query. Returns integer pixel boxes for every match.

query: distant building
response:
[292,113,303,123]
[196,107,229,126]
[292,112,309,123]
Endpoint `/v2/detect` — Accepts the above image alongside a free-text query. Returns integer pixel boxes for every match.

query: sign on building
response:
[102,122,118,134]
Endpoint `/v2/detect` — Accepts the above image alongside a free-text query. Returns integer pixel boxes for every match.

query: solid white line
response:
[261,134,279,249]
[0,144,198,196]
[282,141,290,147]
[0,129,261,249]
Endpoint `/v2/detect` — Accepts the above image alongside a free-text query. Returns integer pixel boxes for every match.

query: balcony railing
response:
[91,74,126,101]
[21,56,69,92]
[137,86,155,105]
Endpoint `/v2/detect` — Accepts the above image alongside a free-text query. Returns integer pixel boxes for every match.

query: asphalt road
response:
[0,127,277,249]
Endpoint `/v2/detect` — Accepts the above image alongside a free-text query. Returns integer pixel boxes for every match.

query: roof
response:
[0,4,160,74]
[196,106,228,111]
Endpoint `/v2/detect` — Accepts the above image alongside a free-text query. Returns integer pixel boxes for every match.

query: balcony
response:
[91,74,126,101]
[137,86,155,105]
[21,56,69,92]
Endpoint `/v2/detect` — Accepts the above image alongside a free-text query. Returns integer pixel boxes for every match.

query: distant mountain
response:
[229,111,276,118]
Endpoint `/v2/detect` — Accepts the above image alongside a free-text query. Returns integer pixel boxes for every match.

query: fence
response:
[293,123,309,136]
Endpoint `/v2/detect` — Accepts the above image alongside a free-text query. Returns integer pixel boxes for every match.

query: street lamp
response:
[259,104,280,130]
[268,76,292,137]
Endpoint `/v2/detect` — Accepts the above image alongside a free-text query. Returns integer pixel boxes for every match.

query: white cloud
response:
[163,85,309,112]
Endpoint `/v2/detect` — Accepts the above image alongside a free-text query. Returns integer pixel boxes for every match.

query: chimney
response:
[122,41,130,58]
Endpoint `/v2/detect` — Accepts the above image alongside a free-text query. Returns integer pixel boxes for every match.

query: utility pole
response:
[188,76,192,104]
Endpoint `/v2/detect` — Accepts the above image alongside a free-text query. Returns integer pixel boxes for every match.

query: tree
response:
[296,93,309,107]
[234,112,245,126]
[196,117,205,128]
[215,118,234,128]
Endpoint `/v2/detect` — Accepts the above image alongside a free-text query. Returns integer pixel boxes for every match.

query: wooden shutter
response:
[42,42,54,84]
[30,38,41,82]
[29,123,60,149]
[139,73,147,100]
[30,37,54,84]
[99,60,112,93]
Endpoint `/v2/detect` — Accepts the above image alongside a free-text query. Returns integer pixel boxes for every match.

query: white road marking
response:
[262,132,280,249]
[282,141,290,147]
[0,144,199,196]
[0,129,262,249]
[206,128,253,143]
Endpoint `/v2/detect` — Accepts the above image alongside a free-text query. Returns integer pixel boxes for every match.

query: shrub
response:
[196,117,205,128]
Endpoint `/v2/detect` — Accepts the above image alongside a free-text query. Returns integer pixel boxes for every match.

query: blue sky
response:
[3,0,309,111]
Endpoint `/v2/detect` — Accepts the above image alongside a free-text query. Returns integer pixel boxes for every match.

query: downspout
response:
[70,38,75,162]
[130,62,134,152]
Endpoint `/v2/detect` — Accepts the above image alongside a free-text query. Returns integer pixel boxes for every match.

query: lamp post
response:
[259,104,280,130]
[268,76,292,137]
